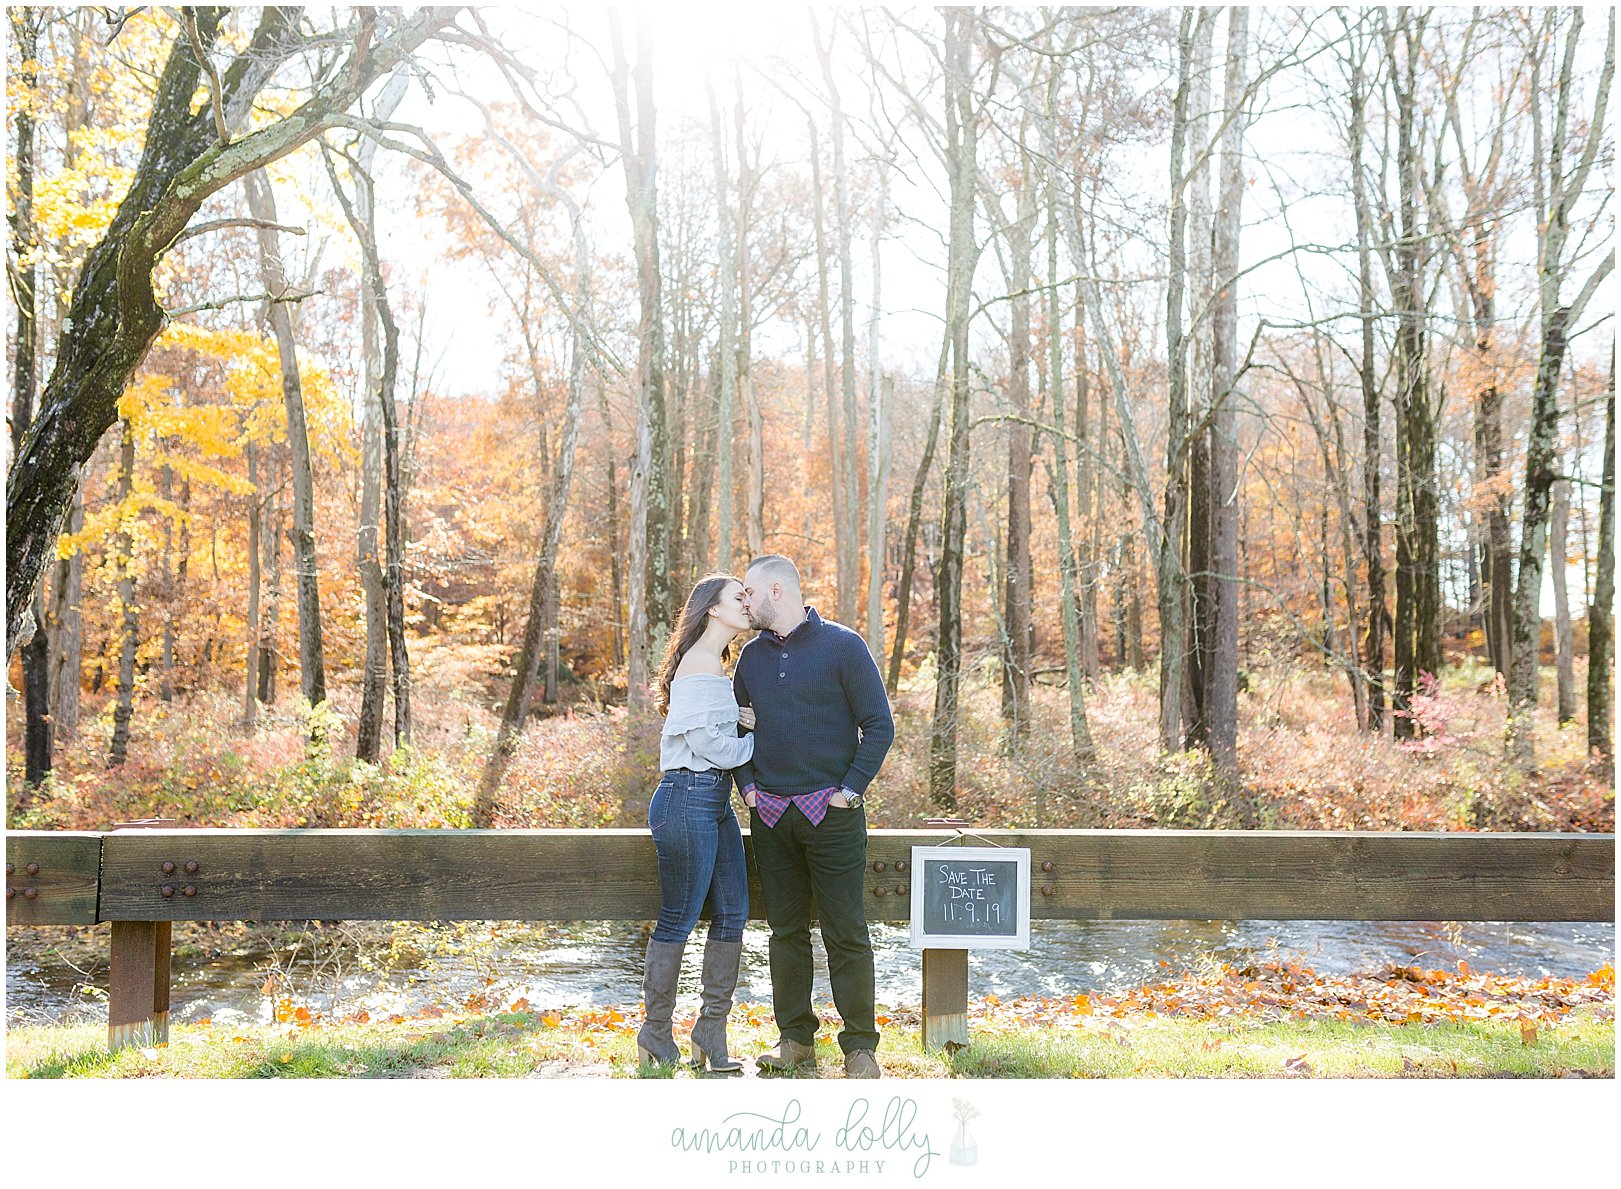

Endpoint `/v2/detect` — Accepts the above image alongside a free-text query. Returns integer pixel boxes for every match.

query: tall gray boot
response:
[636,938,686,1068]
[689,936,743,1074]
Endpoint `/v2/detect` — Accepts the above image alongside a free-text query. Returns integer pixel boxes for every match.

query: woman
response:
[637,573,757,1074]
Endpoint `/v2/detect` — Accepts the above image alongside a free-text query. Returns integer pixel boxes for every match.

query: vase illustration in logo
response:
[950,1119,978,1166]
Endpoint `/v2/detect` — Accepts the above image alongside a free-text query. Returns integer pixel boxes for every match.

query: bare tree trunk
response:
[325,138,414,750]
[1295,368,1368,730]
[668,232,692,590]
[808,116,851,615]
[1387,8,1431,741]
[1589,354,1615,762]
[1127,533,1146,672]
[610,12,672,710]
[707,67,738,574]
[1044,186,1095,763]
[1551,480,1577,724]
[1206,5,1249,781]
[1000,187,1036,739]
[1349,17,1388,732]
[352,73,409,762]
[259,448,285,706]
[866,162,892,663]
[687,365,717,574]
[887,343,949,696]
[45,8,93,749]
[543,569,561,705]
[1077,279,1103,682]
[1155,7,1198,752]
[598,379,625,670]
[10,8,51,786]
[1509,9,1614,762]
[813,16,862,629]
[1185,8,1215,752]
[108,421,138,768]
[157,464,176,700]
[244,442,261,732]
[355,264,388,756]
[927,9,980,810]
[243,168,327,709]
[734,79,765,562]
[49,487,84,742]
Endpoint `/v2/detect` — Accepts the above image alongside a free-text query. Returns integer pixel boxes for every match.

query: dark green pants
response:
[749,801,878,1054]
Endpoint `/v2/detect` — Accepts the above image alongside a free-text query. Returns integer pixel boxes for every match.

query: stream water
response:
[7,918,1612,1030]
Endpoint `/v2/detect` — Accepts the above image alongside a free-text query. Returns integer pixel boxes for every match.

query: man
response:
[734,554,895,1079]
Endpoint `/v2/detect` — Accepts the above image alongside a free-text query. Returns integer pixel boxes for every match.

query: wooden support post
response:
[107,818,177,1053]
[921,947,969,1052]
[109,920,171,1051]
[920,818,975,1052]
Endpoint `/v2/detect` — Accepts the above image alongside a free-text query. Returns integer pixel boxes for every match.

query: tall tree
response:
[1043,166,1096,764]
[707,67,738,574]
[887,342,948,696]
[1508,8,1615,762]
[242,167,327,710]
[927,9,984,809]
[10,7,52,787]
[1184,8,1216,749]
[243,441,262,731]
[44,7,94,747]
[1345,12,1389,732]
[348,72,410,762]
[734,70,766,562]
[1153,8,1199,751]
[325,134,414,753]
[1427,14,1521,679]
[1205,6,1249,780]
[609,10,673,710]
[991,157,1037,740]
[1589,353,1615,763]
[1384,6,1439,741]
[865,159,892,663]
[107,419,138,768]
[814,13,863,629]
[1550,478,1577,724]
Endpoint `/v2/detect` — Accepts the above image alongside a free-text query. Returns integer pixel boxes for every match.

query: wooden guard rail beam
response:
[6,828,1615,1052]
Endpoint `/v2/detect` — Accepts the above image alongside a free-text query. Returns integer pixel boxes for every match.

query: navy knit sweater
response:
[732,606,895,797]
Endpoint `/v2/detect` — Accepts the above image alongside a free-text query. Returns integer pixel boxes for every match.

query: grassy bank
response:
[8,1007,1610,1080]
[10,990,1612,1080]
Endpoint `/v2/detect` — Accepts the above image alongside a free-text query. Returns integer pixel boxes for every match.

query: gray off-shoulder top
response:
[660,673,755,773]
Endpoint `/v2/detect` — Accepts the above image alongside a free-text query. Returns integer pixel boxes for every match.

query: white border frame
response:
[908,845,1031,950]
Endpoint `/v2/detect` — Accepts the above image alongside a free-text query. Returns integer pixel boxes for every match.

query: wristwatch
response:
[839,788,864,809]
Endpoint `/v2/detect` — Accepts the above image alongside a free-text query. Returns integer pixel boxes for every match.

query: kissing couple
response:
[637,554,896,1079]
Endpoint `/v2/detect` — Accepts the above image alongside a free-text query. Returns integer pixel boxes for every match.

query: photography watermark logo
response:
[669,1095,944,1179]
[947,1099,978,1166]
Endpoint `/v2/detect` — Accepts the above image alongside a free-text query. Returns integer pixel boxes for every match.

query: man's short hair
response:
[746,554,801,593]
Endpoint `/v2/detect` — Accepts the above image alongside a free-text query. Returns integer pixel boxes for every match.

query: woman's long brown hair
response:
[654,573,740,715]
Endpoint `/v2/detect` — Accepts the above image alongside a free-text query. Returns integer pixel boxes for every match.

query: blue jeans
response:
[649,768,748,944]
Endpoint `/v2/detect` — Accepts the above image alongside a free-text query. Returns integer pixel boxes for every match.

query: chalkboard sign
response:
[908,846,1030,950]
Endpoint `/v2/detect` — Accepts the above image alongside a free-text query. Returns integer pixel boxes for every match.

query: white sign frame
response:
[908,845,1031,950]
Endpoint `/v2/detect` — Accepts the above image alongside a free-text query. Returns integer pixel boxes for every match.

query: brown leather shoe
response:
[843,1049,881,1079]
[756,1038,818,1072]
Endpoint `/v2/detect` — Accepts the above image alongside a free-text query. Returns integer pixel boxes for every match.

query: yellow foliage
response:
[117,373,175,422]
[151,451,255,496]
[58,491,185,559]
